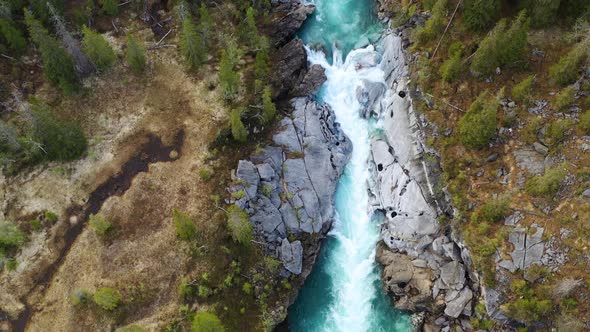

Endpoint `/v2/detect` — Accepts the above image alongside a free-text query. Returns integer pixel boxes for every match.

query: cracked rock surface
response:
[229,97,351,275]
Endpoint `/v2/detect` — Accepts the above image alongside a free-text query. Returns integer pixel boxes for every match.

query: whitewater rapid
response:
[289,44,411,331]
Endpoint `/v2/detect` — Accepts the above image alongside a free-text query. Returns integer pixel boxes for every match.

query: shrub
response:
[178,278,195,299]
[126,35,146,73]
[27,99,87,161]
[93,287,121,310]
[29,219,42,232]
[0,220,25,250]
[226,204,253,246]
[414,0,447,44]
[198,168,213,181]
[458,91,498,149]
[89,214,112,236]
[242,282,252,295]
[580,110,590,134]
[25,10,78,94]
[191,312,224,332]
[554,85,576,111]
[70,288,91,306]
[0,19,26,53]
[230,109,247,143]
[99,0,118,16]
[197,285,212,298]
[82,25,116,71]
[546,119,573,145]
[507,297,552,323]
[512,75,535,104]
[549,40,589,86]
[526,166,567,197]
[479,196,510,222]
[173,209,197,241]
[463,0,501,32]
[44,211,58,223]
[179,15,205,69]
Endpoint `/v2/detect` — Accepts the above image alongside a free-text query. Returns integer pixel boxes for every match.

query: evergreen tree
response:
[261,86,276,124]
[47,2,95,76]
[179,15,205,69]
[82,25,116,71]
[219,50,239,100]
[549,40,589,85]
[470,12,530,76]
[230,109,247,143]
[126,35,146,73]
[523,0,560,28]
[100,0,119,16]
[498,10,530,66]
[242,7,260,49]
[0,18,26,53]
[254,40,270,80]
[27,98,87,161]
[223,35,243,67]
[463,0,501,32]
[24,10,78,94]
[198,4,213,47]
[415,0,447,44]
[30,0,63,24]
[458,91,498,149]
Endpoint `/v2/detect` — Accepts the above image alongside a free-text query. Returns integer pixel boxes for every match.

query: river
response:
[287,0,412,331]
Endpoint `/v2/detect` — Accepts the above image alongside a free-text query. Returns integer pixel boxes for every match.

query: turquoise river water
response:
[287,0,412,331]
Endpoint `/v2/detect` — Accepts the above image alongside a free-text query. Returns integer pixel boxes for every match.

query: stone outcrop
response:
[267,0,315,47]
[272,39,328,100]
[367,33,479,327]
[229,97,351,276]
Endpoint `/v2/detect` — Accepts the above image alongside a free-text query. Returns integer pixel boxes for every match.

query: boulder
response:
[444,286,473,318]
[280,239,303,274]
[292,64,327,97]
[513,147,545,175]
[236,160,260,199]
[439,261,466,291]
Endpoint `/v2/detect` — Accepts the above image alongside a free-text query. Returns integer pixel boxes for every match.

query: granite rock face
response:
[267,0,315,47]
[369,33,479,323]
[230,97,351,275]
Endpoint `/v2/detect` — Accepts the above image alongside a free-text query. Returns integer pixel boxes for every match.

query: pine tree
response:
[179,15,205,69]
[549,40,589,86]
[82,25,116,71]
[458,91,498,149]
[498,11,530,66]
[524,0,560,28]
[26,98,87,161]
[25,10,78,94]
[230,109,247,143]
[242,7,260,49]
[0,18,26,53]
[226,204,252,245]
[198,4,213,48]
[463,0,501,32]
[261,86,276,124]
[254,41,270,80]
[30,0,63,24]
[100,0,119,16]
[219,50,239,100]
[47,2,95,76]
[126,35,146,73]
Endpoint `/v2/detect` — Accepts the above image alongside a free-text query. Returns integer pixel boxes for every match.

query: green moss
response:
[29,219,43,232]
[44,211,58,223]
[191,311,224,332]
